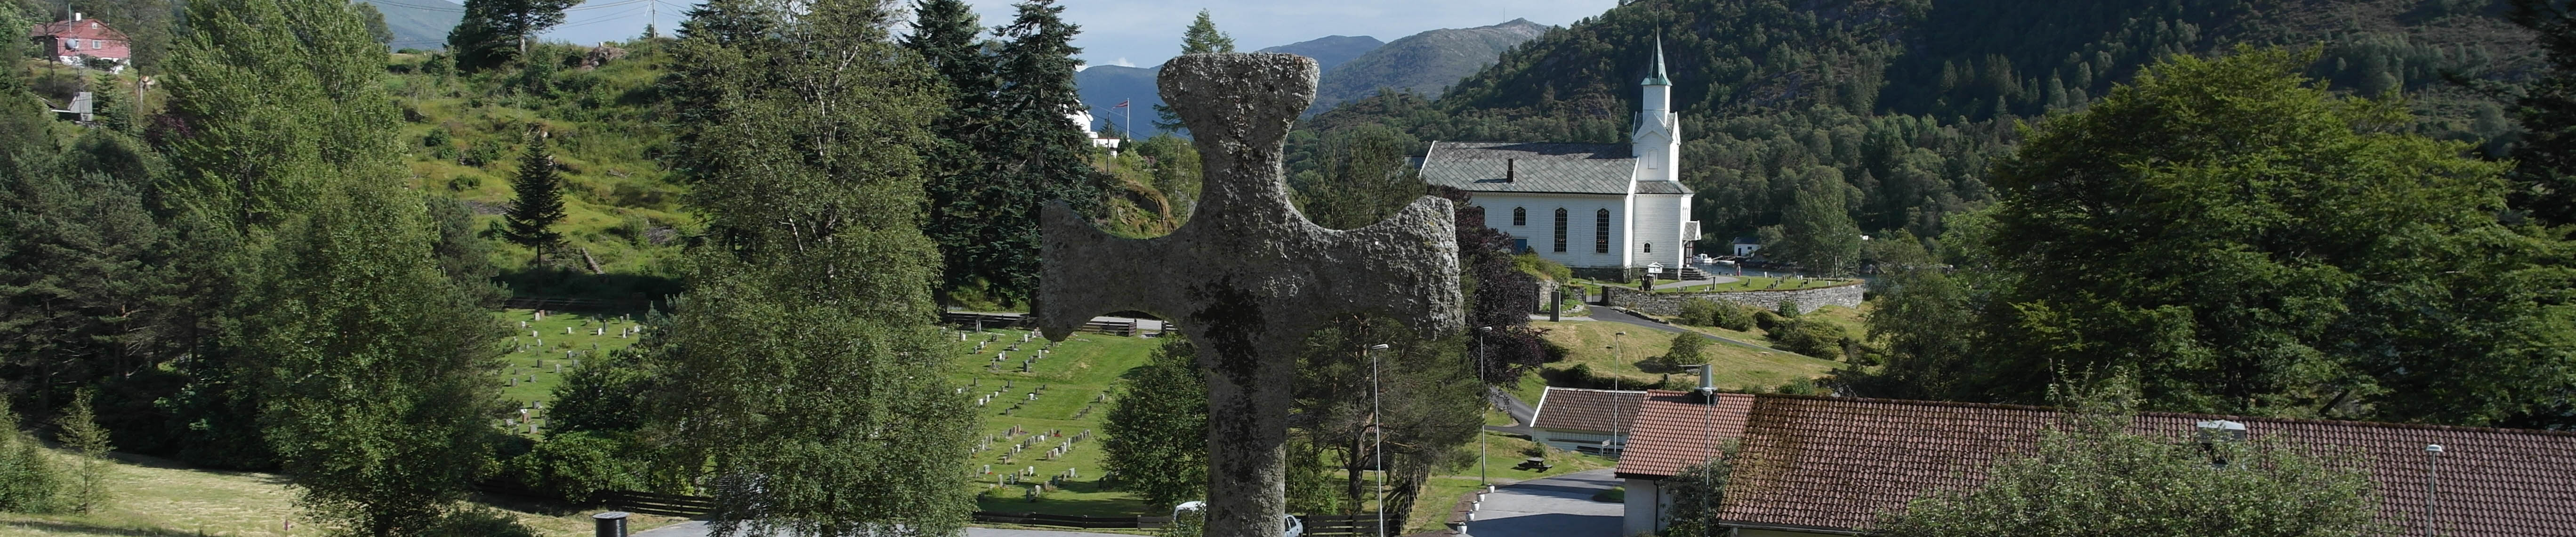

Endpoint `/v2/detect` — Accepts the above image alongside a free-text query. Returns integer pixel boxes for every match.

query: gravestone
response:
[1035,53,1462,537]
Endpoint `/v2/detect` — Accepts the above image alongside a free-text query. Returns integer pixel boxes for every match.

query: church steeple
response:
[1633,34,1680,182]
[1642,34,1672,87]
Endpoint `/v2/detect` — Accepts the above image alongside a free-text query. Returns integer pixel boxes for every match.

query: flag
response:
[1113,99,1129,108]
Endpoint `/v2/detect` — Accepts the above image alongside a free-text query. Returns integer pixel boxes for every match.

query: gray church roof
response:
[1420,142,1642,195]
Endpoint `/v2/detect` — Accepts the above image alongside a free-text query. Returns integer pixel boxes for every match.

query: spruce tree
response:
[55,390,112,514]
[502,131,567,251]
[1151,9,1233,133]
[655,0,975,533]
[925,0,1103,305]
[2504,0,2576,229]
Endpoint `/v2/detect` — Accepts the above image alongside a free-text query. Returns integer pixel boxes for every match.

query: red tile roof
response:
[27,19,127,41]
[1530,387,1649,434]
[1615,393,2576,536]
[1612,390,1753,479]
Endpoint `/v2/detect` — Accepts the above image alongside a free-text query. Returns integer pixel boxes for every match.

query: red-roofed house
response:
[1614,389,2576,536]
[26,13,131,73]
[1528,387,1649,456]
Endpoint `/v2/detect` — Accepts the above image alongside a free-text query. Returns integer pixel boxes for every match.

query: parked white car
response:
[1171,501,1304,537]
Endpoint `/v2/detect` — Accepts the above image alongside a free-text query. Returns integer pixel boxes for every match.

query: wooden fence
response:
[577,489,1176,529]
[973,511,1174,529]
[594,490,719,518]
[503,295,654,313]
[940,312,1167,337]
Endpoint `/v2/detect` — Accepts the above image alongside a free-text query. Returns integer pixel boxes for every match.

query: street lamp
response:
[1475,326,1493,487]
[1366,342,1391,537]
[1610,332,1625,455]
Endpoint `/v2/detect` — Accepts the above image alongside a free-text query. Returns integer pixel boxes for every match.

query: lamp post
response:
[1475,326,1493,487]
[1610,332,1625,455]
[1367,342,1391,537]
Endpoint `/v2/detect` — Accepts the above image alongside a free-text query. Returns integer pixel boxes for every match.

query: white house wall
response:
[1470,192,1633,269]
[1623,477,1665,536]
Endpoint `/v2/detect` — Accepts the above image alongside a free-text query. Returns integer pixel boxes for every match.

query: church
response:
[1417,42,1698,281]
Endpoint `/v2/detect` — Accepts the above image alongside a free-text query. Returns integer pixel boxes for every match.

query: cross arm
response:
[1035,200,1186,342]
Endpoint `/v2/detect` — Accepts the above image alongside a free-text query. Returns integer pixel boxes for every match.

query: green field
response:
[490,309,648,436]
[1526,320,1844,392]
[1651,276,1859,293]
[942,326,1161,515]
[0,451,687,537]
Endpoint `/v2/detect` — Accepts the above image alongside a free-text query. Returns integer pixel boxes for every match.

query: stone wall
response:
[1604,281,1865,316]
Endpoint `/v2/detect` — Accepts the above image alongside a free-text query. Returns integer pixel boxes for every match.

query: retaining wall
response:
[1604,281,1865,316]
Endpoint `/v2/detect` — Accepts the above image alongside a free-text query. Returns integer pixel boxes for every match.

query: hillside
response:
[1256,34,1386,72]
[1309,18,1552,113]
[1304,0,2539,245]
[361,0,464,50]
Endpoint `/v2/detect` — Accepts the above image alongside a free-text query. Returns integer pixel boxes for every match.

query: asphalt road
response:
[633,521,1136,537]
[1464,469,1624,537]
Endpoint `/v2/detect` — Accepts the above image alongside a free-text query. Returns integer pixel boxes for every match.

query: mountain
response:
[1299,0,2537,244]
[361,0,464,50]
[1256,35,1385,73]
[1309,18,1551,114]
[1073,65,1159,137]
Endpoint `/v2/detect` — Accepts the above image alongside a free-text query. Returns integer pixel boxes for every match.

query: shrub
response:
[423,506,541,537]
[1753,309,1786,333]
[1775,300,1801,317]
[1710,301,1755,332]
[0,400,60,513]
[1664,333,1710,367]
[505,431,646,502]
[1768,318,1847,360]
[1677,299,1720,326]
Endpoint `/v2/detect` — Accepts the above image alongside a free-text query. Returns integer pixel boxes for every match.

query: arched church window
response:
[1513,207,1526,226]
[1552,209,1568,252]
[1594,209,1611,253]
[1644,243,1652,253]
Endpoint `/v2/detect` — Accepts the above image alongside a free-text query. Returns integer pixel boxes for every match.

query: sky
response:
[531,0,1620,69]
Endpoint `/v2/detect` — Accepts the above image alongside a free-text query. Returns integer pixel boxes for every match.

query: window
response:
[93,40,105,49]
[1552,208,1568,252]
[1643,243,1653,253]
[1512,207,1526,226]
[1594,209,1611,253]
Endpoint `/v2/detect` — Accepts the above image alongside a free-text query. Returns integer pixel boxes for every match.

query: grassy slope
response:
[946,328,1159,516]
[1527,319,1844,390]
[0,451,684,537]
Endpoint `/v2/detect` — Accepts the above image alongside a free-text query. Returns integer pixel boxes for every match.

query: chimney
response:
[1693,363,1717,402]
[1505,158,1515,182]
[72,12,82,21]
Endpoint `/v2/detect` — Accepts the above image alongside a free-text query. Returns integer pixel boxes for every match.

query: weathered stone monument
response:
[1037,53,1464,537]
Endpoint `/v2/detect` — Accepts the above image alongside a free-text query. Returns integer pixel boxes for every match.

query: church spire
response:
[1642,33,1671,87]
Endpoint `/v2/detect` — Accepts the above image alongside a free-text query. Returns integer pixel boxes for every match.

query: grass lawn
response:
[0,451,685,537]
[491,309,649,437]
[946,327,1161,517]
[1526,321,1842,391]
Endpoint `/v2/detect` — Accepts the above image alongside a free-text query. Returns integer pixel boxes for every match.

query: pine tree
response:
[1151,9,1234,133]
[54,389,112,514]
[656,0,976,533]
[446,0,582,71]
[2505,0,2576,229]
[502,131,567,251]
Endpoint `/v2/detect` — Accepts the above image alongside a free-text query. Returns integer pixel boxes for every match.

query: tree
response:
[921,0,1103,306]
[54,389,112,514]
[1977,46,2576,424]
[1151,9,1232,133]
[1871,382,2386,537]
[0,399,60,513]
[502,131,567,251]
[446,0,581,71]
[1661,332,1709,368]
[2504,0,2576,229]
[1656,450,1734,537]
[162,0,513,533]
[1290,124,1422,230]
[1102,337,1209,510]
[357,2,394,46]
[1761,168,1862,274]
[1834,230,1976,399]
[652,0,975,533]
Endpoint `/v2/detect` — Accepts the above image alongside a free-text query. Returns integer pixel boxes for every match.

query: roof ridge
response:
[1749,393,2576,438]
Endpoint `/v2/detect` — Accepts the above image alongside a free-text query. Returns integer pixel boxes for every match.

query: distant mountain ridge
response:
[1309,18,1550,114]
[1256,35,1385,73]
[1073,20,1546,136]
[361,0,464,50]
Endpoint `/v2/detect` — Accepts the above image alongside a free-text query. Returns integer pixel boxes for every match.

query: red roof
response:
[1615,392,2576,535]
[26,19,128,41]
[1530,387,1650,434]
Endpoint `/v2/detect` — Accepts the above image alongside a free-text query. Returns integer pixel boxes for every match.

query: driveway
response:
[635,521,1135,537]
[1466,469,1624,537]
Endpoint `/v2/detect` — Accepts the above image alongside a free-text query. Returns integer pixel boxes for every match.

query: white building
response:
[1420,40,1698,281]
[1065,109,1123,151]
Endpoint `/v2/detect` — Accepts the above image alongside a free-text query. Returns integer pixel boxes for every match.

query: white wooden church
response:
[1418,41,1699,280]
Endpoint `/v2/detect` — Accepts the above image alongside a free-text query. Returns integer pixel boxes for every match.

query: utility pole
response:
[1367,343,1391,537]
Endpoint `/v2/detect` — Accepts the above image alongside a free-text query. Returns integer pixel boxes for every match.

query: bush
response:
[423,506,541,537]
[505,431,646,502]
[1768,318,1847,360]
[1663,333,1710,367]
[0,401,60,513]
[1710,301,1755,332]
[1676,299,1720,326]
[1775,300,1801,317]
[1753,309,1786,333]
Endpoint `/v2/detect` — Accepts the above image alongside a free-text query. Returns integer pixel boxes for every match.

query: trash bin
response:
[594,512,629,537]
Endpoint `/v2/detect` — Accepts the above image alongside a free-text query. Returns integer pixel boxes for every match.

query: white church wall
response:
[1468,192,1632,270]
[1630,193,1691,269]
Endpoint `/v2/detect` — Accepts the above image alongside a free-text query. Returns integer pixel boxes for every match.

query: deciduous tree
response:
[1102,337,1208,510]
[446,0,581,71]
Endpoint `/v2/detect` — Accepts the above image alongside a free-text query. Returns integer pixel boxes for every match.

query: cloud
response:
[1108,57,1136,67]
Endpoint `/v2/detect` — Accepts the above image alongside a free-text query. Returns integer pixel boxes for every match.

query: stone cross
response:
[1037,53,1462,537]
